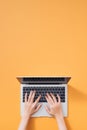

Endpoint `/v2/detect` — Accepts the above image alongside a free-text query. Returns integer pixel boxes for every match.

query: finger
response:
[45,95,51,105]
[30,90,36,103]
[45,95,53,106]
[28,91,33,102]
[57,94,61,103]
[46,93,54,104]
[45,105,52,115]
[33,104,42,113]
[50,93,57,103]
[25,93,27,102]
[34,95,41,106]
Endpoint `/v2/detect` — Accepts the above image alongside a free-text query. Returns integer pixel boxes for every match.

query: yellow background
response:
[0,0,87,130]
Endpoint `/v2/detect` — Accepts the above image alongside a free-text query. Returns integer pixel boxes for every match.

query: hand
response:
[22,90,42,120]
[18,91,42,130]
[45,93,63,119]
[45,93,67,130]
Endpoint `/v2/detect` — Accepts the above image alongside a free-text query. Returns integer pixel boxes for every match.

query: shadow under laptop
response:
[65,85,87,130]
[68,85,87,102]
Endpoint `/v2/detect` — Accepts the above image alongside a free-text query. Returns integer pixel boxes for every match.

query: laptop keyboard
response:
[23,86,65,103]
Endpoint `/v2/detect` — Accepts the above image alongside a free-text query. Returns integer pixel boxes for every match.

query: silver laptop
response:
[17,76,71,117]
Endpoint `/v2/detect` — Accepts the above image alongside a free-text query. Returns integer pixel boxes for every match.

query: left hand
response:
[22,90,42,120]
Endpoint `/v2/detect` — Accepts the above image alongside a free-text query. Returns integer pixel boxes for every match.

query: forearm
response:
[55,116,67,130]
[18,117,30,130]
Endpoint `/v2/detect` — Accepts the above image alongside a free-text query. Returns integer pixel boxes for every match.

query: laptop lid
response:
[17,76,71,84]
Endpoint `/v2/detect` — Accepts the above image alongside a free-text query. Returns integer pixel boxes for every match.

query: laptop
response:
[17,76,71,117]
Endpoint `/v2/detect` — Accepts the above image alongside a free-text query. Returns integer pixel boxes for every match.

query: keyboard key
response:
[23,86,65,103]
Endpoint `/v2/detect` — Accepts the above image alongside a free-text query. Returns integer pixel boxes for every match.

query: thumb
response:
[45,105,52,115]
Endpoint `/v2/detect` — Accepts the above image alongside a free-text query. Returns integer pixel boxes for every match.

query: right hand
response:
[45,93,63,118]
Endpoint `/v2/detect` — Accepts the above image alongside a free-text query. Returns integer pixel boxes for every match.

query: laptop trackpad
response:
[32,103,51,117]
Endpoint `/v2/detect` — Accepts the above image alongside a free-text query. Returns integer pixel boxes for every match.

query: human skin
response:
[18,91,42,130]
[45,93,67,130]
[18,91,67,130]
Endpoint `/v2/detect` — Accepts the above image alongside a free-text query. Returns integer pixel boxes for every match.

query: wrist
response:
[55,114,67,130]
[22,114,31,122]
[18,116,30,130]
[55,112,64,120]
